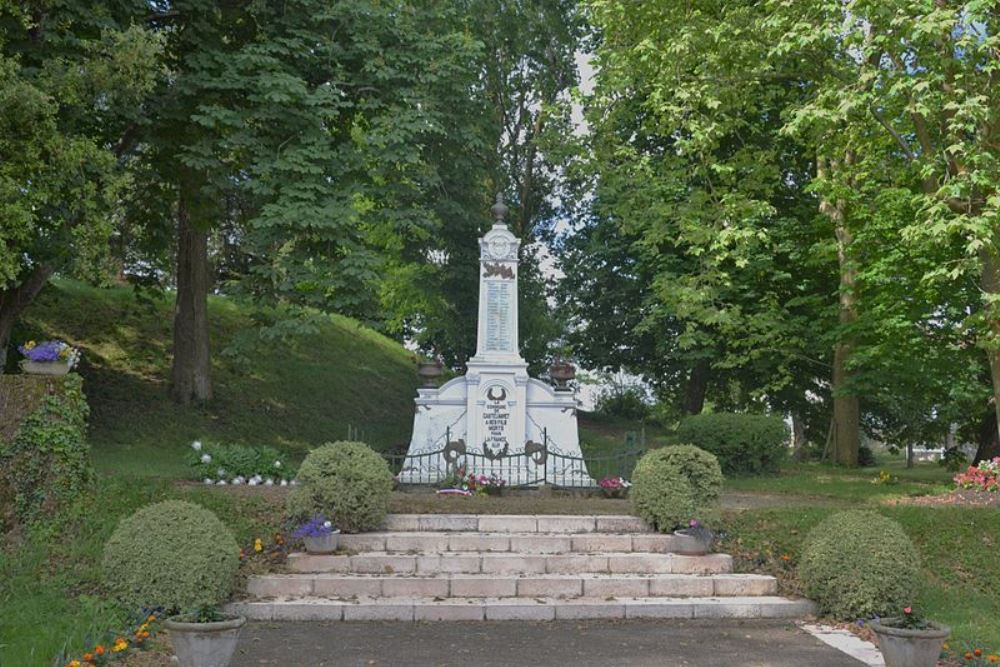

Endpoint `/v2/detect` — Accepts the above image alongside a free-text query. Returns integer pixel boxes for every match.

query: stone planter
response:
[671,528,716,555]
[19,360,72,376]
[871,619,950,667]
[164,614,246,667]
[417,359,444,387]
[549,361,576,390]
[303,530,340,554]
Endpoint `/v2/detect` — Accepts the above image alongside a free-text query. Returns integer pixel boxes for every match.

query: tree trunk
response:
[170,191,213,405]
[980,250,1000,454]
[975,406,1000,464]
[906,442,914,469]
[819,154,860,467]
[791,410,807,461]
[683,358,710,415]
[0,265,56,372]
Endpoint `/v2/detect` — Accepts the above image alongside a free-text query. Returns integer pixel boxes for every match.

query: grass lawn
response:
[720,458,1000,655]
[13,280,421,478]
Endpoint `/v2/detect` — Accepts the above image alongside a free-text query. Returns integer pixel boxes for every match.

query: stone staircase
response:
[230,514,816,622]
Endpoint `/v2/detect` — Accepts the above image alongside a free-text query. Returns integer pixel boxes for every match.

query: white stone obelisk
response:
[399,194,592,486]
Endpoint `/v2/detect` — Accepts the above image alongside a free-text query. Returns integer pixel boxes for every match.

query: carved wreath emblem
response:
[524,440,547,465]
[482,263,515,280]
[485,385,508,402]
[443,438,467,464]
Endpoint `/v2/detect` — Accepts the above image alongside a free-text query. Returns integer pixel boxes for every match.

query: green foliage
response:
[594,384,651,421]
[676,413,788,476]
[19,280,420,477]
[857,444,877,468]
[939,447,968,473]
[0,375,92,530]
[799,510,920,620]
[286,441,394,533]
[630,445,723,531]
[185,441,296,482]
[101,500,239,613]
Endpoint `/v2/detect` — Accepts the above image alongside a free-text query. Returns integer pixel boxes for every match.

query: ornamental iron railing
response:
[385,427,644,489]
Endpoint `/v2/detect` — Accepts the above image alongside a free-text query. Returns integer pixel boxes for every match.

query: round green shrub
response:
[286,441,394,533]
[799,510,920,619]
[630,445,723,531]
[102,500,239,613]
[675,412,788,475]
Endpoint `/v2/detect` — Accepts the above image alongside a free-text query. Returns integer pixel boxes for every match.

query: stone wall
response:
[0,374,73,443]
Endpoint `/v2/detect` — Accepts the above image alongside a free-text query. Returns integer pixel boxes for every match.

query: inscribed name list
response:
[485,281,513,352]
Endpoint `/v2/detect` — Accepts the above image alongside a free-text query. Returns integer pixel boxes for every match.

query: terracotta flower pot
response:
[870,619,950,667]
[164,615,246,667]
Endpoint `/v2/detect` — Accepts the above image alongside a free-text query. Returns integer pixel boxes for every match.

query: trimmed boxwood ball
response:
[630,445,723,531]
[799,510,920,619]
[286,441,394,533]
[102,500,239,613]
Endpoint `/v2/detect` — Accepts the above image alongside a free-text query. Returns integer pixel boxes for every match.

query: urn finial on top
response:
[490,192,509,225]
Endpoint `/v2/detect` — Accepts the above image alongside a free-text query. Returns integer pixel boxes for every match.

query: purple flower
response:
[293,516,337,538]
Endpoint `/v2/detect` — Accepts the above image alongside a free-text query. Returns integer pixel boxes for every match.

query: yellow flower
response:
[113,637,128,652]
[25,341,36,350]
[67,661,81,667]
[254,538,263,553]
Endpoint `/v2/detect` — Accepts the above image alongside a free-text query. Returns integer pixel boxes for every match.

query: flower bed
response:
[185,440,297,486]
[954,458,1000,493]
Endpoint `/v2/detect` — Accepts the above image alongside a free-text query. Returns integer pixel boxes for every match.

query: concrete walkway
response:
[232,619,864,666]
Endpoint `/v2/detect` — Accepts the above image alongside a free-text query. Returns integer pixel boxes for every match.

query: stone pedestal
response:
[399,195,593,487]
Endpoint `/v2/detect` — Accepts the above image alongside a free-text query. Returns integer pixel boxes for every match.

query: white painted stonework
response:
[399,196,593,486]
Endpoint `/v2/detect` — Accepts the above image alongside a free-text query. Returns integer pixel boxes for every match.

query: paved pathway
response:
[233,619,864,666]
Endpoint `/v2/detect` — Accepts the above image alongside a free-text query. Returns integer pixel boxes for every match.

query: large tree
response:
[566,0,836,431]
[129,0,487,403]
[0,2,161,369]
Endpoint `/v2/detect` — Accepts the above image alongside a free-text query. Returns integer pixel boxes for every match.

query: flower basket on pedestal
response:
[17,340,80,375]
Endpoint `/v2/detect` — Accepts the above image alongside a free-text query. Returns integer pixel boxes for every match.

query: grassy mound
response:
[14,280,420,477]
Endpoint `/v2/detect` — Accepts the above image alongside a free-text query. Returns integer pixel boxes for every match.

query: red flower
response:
[903,606,912,615]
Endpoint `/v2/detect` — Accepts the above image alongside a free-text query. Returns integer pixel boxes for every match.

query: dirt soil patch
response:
[887,489,1000,508]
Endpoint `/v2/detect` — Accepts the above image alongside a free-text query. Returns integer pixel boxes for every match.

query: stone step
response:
[337,531,693,554]
[286,551,732,575]
[380,514,651,534]
[228,595,817,622]
[247,573,777,599]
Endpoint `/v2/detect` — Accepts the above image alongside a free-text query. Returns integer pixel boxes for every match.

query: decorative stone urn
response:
[548,359,576,390]
[416,358,444,387]
[303,529,340,554]
[20,360,72,376]
[164,614,246,667]
[870,619,950,667]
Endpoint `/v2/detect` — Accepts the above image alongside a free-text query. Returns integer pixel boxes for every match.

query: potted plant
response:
[164,605,247,667]
[17,339,80,375]
[870,607,950,667]
[598,475,631,499]
[293,516,340,554]
[672,518,716,555]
